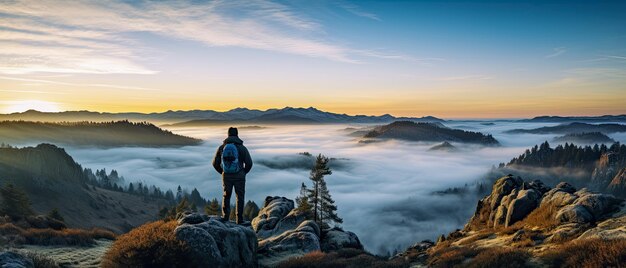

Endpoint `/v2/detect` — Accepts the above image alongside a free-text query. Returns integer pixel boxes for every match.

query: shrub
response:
[466,247,530,268]
[102,220,198,268]
[540,238,626,268]
[277,249,408,268]
[0,223,114,246]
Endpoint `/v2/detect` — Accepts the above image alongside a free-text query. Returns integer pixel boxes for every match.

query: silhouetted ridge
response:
[363,121,499,145]
[0,120,201,147]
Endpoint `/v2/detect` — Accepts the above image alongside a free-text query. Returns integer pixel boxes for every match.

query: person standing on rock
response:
[212,127,253,224]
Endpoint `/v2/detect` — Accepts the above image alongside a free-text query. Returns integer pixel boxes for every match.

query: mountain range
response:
[519,114,626,123]
[0,107,444,125]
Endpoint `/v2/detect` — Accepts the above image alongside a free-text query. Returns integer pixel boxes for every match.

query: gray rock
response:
[175,214,258,268]
[555,182,576,193]
[573,191,621,220]
[258,220,321,254]
[556,204,594,224]
[177,213,209,225]
[252,196,295,238]
[321,227,364,251]
[0,252,34,268]
[505,189,541,227]
[546,223,588,243]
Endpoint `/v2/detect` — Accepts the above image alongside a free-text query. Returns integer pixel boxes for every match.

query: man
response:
[212,127,253,224]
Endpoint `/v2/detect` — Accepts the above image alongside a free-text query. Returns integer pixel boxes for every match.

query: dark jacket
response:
[212,136,253,180]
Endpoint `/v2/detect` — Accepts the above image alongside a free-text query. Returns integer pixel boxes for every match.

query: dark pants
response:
[222,178,245,223]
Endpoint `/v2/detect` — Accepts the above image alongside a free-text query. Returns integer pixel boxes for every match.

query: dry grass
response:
[540,238,626,268]
[457,231,493,246]
[0,223,115,246]
[277,248,409,268]
[19,251,60,268]
[427,246,478,268]
[102,220,198,268]
[516,202,559,230]
[466,247,530,268]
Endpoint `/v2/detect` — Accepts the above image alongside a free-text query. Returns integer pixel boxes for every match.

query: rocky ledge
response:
[395,175,626,267]
[252,196,363,267]
[176,213,258,268]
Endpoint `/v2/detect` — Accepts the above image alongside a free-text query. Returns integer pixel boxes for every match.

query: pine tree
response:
[204,198,221,216]
[175,196,191,216]
[0,183,34,220]
[319,178,342,228]
[189,188,206,208]
[243,201,260,221]
[306,154,332,227]
[295,182,312,218]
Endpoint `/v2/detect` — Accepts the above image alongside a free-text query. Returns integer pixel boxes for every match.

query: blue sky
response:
[0,0,625,117]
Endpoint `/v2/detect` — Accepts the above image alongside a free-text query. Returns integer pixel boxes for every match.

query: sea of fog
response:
[65,121,626,254]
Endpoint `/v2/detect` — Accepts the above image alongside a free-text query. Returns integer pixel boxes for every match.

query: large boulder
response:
[321,227,363,251]
[0,251,34,268]
[252,196,297,239]
[175,213,258,268]
[467,175,546,229]
[258,220,321,254]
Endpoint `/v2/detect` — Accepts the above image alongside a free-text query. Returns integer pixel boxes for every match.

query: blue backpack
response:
[221,143,241,174]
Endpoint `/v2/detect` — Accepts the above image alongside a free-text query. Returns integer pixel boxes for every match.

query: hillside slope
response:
[0,144,170,233]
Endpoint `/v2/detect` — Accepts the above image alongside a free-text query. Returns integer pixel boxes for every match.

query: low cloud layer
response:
[64,122,626,254]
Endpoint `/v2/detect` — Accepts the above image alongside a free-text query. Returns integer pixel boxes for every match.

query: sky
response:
[0,0,625,118]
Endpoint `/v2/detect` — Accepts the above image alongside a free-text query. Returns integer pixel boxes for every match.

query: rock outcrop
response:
[321,227,363,251]
[467,175,622,230]
[591,153,623,190]
[400,175,626,267]
[175,213,258,268]
[0,251,34,268]
[252,196,362,267]
[607,168,626,196]
[467,175,549,229]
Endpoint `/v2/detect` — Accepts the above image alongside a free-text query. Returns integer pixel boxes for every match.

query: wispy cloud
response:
[605,55,626,60]
[545,47,566,58]
[337,2,381,21]
[0,0,416,75]
[0,76,160,91]
[435,75,493,81]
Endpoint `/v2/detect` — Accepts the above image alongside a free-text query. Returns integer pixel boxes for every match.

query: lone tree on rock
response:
[305,154,342,228]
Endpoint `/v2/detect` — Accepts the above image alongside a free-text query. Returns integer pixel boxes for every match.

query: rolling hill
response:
[360,121,499,145]
[0,120,201,147]
[506,122,626,134]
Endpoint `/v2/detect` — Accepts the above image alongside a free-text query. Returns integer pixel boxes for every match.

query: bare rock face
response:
[321,227,364,251]
[607,168,626,196]
[591,153,622,189]
[467,175,547,229]
[175,213,258,268]
[252,196,297,240]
